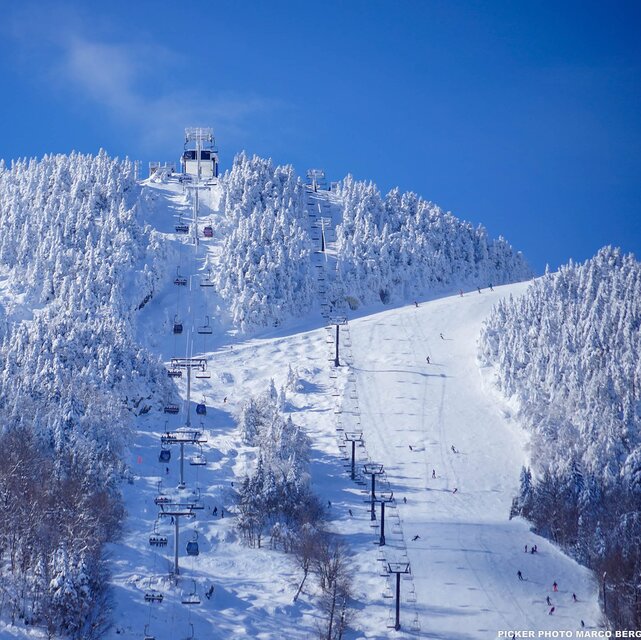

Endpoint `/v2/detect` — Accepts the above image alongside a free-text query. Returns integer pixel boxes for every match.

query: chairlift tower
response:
[376,491,394,546]
[363,463,384,521]
[162,426,208,489]
[306,169,326,192]
[330,315,348,367]
[387,561,411,631]
[171,357,207,428]
[344,431,363,480]
[157,503,195,576]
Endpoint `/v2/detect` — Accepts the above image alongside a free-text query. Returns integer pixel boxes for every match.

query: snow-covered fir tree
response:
[236,386,322,549]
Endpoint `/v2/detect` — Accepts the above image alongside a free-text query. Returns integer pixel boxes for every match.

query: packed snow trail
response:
[349,287,602,637]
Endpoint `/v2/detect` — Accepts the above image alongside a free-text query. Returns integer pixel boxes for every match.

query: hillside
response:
[99,175,599,639]
[0,155,603,639]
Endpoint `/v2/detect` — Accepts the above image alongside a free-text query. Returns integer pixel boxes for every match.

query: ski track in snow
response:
[0,178,602,640]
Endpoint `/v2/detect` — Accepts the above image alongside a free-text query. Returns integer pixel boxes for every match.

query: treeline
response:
[0,152,170,637]
[332,175,532,306]
[479,247,641,628]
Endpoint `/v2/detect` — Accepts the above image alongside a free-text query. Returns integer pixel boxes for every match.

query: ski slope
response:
[96,178,602,640]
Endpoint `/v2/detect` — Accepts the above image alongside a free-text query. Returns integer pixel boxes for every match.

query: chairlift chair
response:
[196,397,207,416]
[183,623,196,640]
[149,520,168,548]
[175,216,189,233]
[189,446,207,467]
[197,316,213,335]
[199,269,214,287]
[168,368,183,378]
[144,589,163,603]
[203,222,213,238]
[159,446,171,463]
[164,404,179,414]
[143,623,156,640]
[174,267,187,286]
[181,580,201,605]
[186,532,199,556]
[195,369,210,379]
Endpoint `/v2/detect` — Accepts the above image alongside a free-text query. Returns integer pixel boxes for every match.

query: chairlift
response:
[144,589,163,603]
[195,369,210,379]
[183,623,196,640]
[175,216,189,233]
[186,532,199,556]
[173,315,183,334]
[197,316,213,335]
[196,397,207,416]
[164,404,179,414]
[181,580,201,605]
[149,521,168,548]
[199,269,214,288]
[168,368,183,378]
[144,623,156,640]
[159,446,171,463]
[174,267,187,286]
[189,446,207,467]
[154,494,172,506]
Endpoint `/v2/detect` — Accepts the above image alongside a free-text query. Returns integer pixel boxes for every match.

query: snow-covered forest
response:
[0,152,169,637]
[214,154,532,330]
[479,246,641,628]
[215,153,315,331]
[331,175,532,306]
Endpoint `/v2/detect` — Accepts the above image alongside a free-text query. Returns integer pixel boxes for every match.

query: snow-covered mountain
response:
[0,151,612,639]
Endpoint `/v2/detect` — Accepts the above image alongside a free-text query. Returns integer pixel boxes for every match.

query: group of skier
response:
[516,564,583,621]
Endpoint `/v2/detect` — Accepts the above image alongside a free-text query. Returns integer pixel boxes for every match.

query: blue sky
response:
[1,0,639,273]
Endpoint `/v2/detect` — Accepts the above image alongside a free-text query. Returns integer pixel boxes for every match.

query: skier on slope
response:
[517,570,524,581]
[426,356,430,364]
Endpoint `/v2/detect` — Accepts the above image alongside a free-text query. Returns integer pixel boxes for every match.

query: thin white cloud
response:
[3,6,284,154]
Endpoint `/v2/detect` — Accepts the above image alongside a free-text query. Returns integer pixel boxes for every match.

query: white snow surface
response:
[2,177,601,639]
